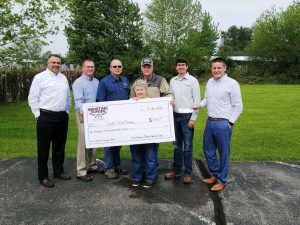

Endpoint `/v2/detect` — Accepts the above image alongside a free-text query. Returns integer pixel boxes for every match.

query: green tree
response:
[65,0,144,78]
[144,0,216,76]
[0,0,65,66]
[178,11,218,75]
[246,1,300,82]
[218,26,252,56]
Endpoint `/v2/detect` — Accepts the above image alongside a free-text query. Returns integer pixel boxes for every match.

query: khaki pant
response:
[76,112,98,176]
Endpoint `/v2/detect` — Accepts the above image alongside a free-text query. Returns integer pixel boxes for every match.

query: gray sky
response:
[45,0,295,56]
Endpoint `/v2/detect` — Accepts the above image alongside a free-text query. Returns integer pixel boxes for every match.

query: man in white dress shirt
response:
[194,57,243,191]
[165,58,201,184]
[28,54,72,188]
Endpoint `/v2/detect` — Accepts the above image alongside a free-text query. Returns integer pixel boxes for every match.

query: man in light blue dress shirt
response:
[194,57,243,191]
[72,60,104,182]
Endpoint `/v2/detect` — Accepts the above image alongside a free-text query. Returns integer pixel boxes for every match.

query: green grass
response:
[1,84,300,161]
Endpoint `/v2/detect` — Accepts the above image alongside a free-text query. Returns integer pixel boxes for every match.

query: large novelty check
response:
[83,97,175,148]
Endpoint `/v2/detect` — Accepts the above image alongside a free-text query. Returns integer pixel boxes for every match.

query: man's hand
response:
[191,103,200,110]
[170,99,175,106]
[188,120,195,128]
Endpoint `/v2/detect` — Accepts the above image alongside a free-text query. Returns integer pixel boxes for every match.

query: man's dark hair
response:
[47,54,62,61]
[176,58,188,66]
[211,57,226,65]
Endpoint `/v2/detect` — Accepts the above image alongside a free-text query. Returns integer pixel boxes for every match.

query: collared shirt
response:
[96,74,130,102]
[28,69,71,118]
[130,73,174,99]
[170,72,201,121]
[72,74,99,112]
[200,74,243,123]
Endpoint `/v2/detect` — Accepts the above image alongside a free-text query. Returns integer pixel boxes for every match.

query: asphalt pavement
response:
[0,158,299,225]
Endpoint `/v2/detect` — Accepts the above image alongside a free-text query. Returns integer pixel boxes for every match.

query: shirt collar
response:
[213,74,228,82]
[83,74,93,81]
[46,68,59,76]
[110,73,123,82]
[140,73,154,82]
[175,72,190,80]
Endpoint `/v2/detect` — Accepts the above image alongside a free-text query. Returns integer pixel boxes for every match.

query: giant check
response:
[83,97,175,148]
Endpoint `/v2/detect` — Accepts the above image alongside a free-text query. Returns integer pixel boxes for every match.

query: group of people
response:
[28,54,243,192]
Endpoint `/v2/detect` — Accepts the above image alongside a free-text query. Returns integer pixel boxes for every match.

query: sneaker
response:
[164,171,181,179]
[115,168,128,175]
[143,182,153,188]
[132,180,140,187]
[105,171,119,179]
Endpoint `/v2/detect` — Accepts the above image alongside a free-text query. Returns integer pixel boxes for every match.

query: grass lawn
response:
[0,84,299,161]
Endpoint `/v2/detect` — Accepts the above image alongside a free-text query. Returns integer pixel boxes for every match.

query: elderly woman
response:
[130,79,158,188]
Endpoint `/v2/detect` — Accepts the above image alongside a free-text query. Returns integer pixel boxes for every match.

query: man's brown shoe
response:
[183,175,192,184]
[165,171,181,179]
[77,175,93,182]
[87,168,105,174]
[105,171,119,179]
[211,182,227,191]
[54,173,72,180]
[40,179,54,188]
[202,176,217,184]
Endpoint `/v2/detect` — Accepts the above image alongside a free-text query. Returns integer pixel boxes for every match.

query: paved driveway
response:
[0,158,299,225]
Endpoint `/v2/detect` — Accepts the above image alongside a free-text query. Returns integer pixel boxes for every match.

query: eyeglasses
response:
[112,65,122,68]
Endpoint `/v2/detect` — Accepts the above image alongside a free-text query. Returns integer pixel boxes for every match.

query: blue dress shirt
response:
[200,74,243,123]
[72,74,99,112]
[96,74,130,102]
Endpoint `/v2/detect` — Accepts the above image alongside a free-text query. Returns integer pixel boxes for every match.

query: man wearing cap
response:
[130,58,174,182]
[131,58,173,99]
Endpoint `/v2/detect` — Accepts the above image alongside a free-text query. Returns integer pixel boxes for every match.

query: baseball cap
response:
[141,58,153,66]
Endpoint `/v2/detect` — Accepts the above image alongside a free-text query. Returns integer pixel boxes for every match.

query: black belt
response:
[174,112,192,117]
[40,109,66,115]
[208,117,225,121]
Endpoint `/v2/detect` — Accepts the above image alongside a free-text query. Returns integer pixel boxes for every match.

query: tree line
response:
[1,0,300,83]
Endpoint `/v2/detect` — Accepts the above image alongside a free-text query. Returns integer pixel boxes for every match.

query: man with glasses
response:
[72,59,104,182]
[28,54,72,188]
[96,59,130,179]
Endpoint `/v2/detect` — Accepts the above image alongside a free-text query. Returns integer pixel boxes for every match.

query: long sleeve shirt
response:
[72,74,99,112]
[96,74,130,102]
[199,74,243,124]
[28,69,71,118]
[130,73,174,99]
[170,72,201,121]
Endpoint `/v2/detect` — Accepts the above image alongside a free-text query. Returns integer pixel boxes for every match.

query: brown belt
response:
[208,117,224,121]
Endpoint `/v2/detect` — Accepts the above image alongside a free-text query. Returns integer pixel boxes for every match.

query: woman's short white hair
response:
[132,79,148,91]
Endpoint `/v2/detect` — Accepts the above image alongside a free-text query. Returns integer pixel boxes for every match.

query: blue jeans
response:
[172,114,194,176]
[130,143,157,183]
[203,119,233,183]
[104,146,121,171]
